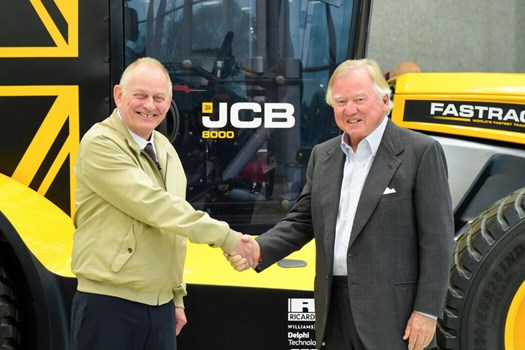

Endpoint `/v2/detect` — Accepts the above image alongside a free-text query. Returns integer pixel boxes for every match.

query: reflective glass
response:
[124,0,354,232]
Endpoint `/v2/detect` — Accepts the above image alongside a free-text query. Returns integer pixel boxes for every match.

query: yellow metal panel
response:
[184,239,315,291]
[0,174,74,277]
[394,73,525,96]
[391,73,525,145]
[505,281,525,350]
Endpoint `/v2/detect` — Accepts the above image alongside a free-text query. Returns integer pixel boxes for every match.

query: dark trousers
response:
[324,277,366,350]
[70,292,176,350]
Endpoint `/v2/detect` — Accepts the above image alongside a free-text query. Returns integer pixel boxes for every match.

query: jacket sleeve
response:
[412,140,454,317]
[173,282,187,308]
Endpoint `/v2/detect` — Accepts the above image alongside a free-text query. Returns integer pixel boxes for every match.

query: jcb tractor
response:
[0,1,523,349]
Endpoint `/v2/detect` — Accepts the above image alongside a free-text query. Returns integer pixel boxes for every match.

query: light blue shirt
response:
[333,116,387,276]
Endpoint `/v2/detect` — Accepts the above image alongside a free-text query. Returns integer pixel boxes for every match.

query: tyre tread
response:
[437,188,525,349]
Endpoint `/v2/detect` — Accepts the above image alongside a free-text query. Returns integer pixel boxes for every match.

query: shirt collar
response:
[340,116,388,156]
[117,109,155,149]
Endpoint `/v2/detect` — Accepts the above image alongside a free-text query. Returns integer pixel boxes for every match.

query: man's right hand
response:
[226,235,260,271]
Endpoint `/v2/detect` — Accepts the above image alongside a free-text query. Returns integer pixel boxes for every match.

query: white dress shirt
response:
[333,116,387,276]
[117,109,157,154]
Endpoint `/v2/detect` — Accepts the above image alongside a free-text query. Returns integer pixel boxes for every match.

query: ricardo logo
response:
[288,298,315,321]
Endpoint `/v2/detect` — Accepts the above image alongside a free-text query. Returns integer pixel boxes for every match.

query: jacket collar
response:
[104,109,143,157]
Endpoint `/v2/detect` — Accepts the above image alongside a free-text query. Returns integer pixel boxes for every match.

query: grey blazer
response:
[256,119,454,349]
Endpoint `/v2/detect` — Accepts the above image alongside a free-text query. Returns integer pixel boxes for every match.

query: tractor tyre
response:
[437,187,525,350]
[0,259,21,349]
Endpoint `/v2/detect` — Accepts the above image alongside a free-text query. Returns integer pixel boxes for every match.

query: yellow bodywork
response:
[391,73,525,145]
[0,174,74,277]
[0,173,316,290]
[505,280,525,350]
[185,239,315,291]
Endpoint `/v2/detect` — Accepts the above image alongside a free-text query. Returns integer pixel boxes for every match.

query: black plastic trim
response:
[0,211,76,350]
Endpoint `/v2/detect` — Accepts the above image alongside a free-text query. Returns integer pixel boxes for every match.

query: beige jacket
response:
[72,110,238,307]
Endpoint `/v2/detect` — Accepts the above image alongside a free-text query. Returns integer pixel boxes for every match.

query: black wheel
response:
[0,260,21,349]
[437,188,525,349]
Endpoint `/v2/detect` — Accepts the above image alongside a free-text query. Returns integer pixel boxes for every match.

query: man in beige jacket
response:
[70,57,258,350]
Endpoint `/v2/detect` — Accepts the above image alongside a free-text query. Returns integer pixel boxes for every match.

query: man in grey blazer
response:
[228,59,454,350]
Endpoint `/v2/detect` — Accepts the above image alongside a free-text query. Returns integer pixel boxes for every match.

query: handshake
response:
[224,234,260,272]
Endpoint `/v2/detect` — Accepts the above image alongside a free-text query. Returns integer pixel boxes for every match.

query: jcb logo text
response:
[202,102,295,129]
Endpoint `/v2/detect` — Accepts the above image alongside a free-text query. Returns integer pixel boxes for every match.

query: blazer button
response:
[127,248,133,253]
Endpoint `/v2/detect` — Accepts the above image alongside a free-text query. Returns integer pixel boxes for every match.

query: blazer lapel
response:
[349,120,403,247]
[319,142,345,270]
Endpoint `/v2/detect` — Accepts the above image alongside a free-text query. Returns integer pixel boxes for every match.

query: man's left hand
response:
[175,307,187,336]
[403,312,436,350]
